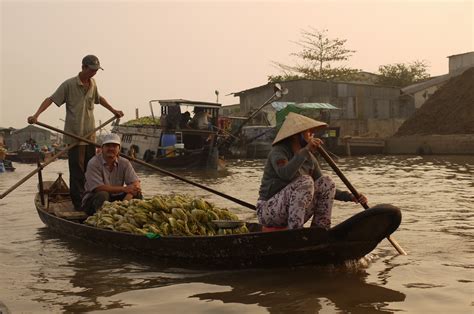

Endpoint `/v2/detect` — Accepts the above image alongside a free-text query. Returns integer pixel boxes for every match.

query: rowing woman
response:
[256,112,367,230]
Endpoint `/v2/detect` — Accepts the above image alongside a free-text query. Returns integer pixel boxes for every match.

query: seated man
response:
[82,133,142,215]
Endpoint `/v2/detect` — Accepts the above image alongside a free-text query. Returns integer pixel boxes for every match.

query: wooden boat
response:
[3,159,15,171]
[6,150,51,163]
[112,99,223,169]
[35,174,402,269]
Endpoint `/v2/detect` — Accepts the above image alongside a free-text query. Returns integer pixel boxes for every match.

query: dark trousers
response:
[68,145,96,209]
[83,191,143,215]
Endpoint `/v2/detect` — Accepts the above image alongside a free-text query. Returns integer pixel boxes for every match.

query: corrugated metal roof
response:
[271,102,339,111]
[271,102,295,111]
[447,51,474,58]
[12,125,52,135]
[296,103,340,110]
[151,99,222,108]
[232,75,392,96]
[401,74,451,95]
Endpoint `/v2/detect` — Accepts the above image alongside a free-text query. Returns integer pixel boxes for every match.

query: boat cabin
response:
[153,99,222,153]
[157,99,221,131]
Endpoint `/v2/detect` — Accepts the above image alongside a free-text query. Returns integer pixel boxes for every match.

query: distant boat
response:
[113,99,224,169]
[6,150,52,163]
[3,159,15,171]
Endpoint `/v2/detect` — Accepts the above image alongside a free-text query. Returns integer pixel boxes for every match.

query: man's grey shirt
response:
[51,75,100,144]
[82,154,139,206]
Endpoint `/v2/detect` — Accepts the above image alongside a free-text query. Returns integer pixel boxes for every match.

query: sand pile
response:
[395,67,474,136]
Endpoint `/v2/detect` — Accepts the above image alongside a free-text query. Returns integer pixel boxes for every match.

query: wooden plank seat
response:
[48,197,88,221]
[54,210,88,221]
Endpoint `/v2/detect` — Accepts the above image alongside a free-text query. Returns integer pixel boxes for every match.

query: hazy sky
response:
[1,0,472,129]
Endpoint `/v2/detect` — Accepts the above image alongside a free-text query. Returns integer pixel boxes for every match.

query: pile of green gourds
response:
[122,116,159,126]
[84,194,249,237]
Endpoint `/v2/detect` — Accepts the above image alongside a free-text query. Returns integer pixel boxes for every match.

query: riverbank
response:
[386,134,474,155]
[236,133,474,158]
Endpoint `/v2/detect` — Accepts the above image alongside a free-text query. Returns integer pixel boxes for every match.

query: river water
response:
[0,155,472,313]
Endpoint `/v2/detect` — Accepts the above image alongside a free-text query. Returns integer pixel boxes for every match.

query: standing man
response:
[27,55,124,209]
[82,133,141,215]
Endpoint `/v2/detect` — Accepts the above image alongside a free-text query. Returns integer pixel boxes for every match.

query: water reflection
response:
[32,228,405,313]
[190,267,405,313]
[134,158,265,186]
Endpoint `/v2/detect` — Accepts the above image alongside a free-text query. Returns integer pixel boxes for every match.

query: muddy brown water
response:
[0,155,472,313]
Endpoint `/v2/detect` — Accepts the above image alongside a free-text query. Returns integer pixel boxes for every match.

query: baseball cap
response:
[102,133,121,146]
[82,54,103,70]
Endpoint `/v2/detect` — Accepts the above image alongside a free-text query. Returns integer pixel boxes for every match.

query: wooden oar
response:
[34,121,258,210]
[316,146,407,255]
[0,117,117,199]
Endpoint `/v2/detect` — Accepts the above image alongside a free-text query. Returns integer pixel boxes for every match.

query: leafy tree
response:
[268,74,302,83]
[375,60,430,87]
[269,28,359,82]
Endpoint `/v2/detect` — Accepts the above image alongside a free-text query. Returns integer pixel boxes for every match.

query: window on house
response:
[373,102,379,119]
[389,100,395,118]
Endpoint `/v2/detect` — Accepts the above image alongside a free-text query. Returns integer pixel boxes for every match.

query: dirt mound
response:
[395,67,474,136]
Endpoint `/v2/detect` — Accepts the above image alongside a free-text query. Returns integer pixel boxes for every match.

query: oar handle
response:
[130,158,257,210]
[387,236,407,255]
[34,121,258,210]
[316,146,407,255]
[316,146,368,208]
[0,117,117,199]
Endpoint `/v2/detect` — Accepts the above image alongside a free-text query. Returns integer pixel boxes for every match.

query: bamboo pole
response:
[0,117,117,199]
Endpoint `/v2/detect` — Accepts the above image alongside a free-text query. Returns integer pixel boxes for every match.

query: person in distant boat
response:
[257,112,367,230]
[20,142,29,151]
[166,105,181,130]
[82,133,142,215]
[180,111,191,128]
[0,144,5,173]
[27,55,124,210]
[190,107,210,130]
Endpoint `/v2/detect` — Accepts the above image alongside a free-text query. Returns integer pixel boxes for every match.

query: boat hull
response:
[35,194,402,269]
[6,151,51,163]
[113,120,221,169]
[151,148,211,168]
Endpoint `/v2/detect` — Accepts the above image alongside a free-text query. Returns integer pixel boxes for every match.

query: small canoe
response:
[35,179,402,269]
[3,160,15,171]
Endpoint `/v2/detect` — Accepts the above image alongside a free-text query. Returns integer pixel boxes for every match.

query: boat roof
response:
[272,102,340,111]
[151,99,222,108]
[221,116,249,120]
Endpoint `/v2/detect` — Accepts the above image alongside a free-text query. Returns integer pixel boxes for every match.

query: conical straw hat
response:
[272,112,327,145]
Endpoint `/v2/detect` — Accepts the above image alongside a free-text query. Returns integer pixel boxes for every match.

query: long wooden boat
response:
[6,150,52,163]
[35,176,402,269]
